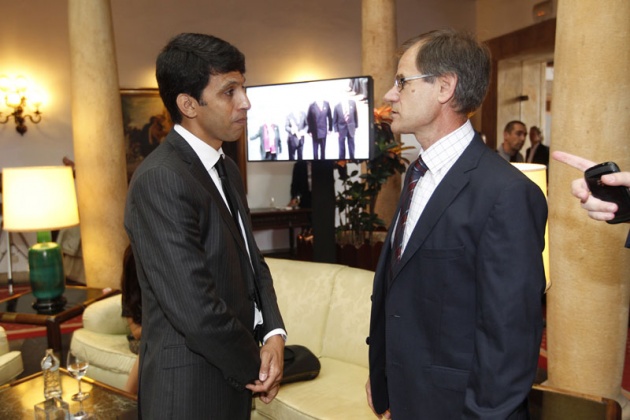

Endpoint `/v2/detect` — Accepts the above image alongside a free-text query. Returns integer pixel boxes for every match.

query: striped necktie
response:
[392,156,428,263]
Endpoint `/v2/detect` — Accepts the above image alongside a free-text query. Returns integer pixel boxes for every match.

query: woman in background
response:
[121,245,141,394]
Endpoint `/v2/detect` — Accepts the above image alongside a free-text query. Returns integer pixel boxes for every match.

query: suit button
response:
[366,336,370,345]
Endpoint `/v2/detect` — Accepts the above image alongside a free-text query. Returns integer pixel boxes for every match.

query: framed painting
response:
[120,88,247,189]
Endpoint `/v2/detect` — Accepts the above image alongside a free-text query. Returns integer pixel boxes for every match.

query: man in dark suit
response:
[285,110,307,161]
[526,125,550,166]
[366,29,547,419]
[125,33,286,419]
[306,100,332,159]
[333,99,358,159]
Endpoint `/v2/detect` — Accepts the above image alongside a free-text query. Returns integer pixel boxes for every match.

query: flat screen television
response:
[245,76,373,162]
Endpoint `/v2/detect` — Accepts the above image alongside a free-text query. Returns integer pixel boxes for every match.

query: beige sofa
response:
[70,258,375,419]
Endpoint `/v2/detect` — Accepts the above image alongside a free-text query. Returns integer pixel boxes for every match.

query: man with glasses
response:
[366,29,547,419]
[498,120,528,162]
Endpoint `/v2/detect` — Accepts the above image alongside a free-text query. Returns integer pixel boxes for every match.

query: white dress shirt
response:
[398,120,475,254]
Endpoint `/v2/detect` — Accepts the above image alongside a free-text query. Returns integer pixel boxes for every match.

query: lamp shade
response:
[2,166,79,232]
[512,163,550,290]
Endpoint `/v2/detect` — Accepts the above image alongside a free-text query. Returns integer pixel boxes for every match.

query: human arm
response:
[365,378,391,419]
[126,317,142,341]
[465,178,546,418]
[552,151,630,222]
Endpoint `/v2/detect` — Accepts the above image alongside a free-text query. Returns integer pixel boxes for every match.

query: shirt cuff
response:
[262,328,287,345]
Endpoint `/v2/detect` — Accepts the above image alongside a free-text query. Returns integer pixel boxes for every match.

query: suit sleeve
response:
[464,178,546,418]
[126,166,261,389]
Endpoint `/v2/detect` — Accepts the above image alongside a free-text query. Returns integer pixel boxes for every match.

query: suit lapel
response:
[391,135,486,280]
[166,133,248,253]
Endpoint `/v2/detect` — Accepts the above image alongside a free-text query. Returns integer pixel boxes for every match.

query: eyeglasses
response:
[394,74,434,91]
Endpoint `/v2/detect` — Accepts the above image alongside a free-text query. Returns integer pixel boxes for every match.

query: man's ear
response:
[176,93,197,119]
[437,73,457,105]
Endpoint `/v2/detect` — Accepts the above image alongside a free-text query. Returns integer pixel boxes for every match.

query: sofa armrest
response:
[82,294,130,335]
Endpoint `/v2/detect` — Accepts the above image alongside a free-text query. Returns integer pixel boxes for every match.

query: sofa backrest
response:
[266,258,341,356]
[83,294,130,335]
[266,258,374,369]
[321,265,373,369]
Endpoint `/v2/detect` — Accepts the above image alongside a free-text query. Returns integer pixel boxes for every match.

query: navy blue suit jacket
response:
[368,134,546,419]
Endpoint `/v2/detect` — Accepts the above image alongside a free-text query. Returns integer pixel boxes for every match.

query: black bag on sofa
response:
[281,345,321,384]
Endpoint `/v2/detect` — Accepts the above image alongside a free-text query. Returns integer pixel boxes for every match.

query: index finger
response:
[552,151,597,172]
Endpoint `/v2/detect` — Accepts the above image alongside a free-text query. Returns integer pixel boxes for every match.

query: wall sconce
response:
[0,75,43,135]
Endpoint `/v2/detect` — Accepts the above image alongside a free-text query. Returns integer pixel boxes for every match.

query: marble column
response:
[362,0,400,227]
[67,0,128,289]
[546,0,630,415]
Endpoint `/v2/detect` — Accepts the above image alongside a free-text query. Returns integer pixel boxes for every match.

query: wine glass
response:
[66,349,90,401]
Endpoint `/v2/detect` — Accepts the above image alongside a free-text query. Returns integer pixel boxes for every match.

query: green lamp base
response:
[28,242,66,313]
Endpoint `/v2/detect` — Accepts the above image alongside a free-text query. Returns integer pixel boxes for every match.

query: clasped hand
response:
[246,334,285,404]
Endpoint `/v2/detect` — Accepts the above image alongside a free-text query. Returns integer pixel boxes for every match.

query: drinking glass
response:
[66,349,90,401]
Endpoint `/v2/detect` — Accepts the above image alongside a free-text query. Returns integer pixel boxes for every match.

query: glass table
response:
[0,368,137,419]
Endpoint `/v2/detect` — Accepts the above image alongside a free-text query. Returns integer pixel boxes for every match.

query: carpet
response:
[0,285,84,341]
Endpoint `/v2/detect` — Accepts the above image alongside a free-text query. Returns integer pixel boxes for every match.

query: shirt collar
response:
[174,124,224,173]
[419,120,475,174]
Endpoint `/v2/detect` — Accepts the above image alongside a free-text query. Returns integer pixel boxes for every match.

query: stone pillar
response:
[362,0,400,227]
[547,0,630,414]
[67,0,128,289]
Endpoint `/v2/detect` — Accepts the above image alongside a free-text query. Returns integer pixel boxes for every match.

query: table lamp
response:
[1,166,80,311]
[512,163,550,291]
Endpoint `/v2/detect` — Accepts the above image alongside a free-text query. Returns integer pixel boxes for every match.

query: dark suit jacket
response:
[125,130,285,419]
[333,100,358,137]
[525,143,550,166]
[306,101,332,139]
[368,135,546,419]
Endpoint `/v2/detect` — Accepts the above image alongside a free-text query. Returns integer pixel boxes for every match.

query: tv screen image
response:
[245,76,373,162]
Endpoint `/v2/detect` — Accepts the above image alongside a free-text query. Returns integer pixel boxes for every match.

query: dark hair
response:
[504,120,526,133]
[121,245,142,325]
[156,33,246,124]
[401,29,491,115]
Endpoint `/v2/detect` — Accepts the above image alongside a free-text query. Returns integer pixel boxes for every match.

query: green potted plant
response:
[335,105,411,249]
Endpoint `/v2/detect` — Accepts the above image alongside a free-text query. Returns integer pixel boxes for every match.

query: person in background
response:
[288,160,312,209]
[497,120,527,162]
[285,110,307,161]
[526,126,549,166]
[306,99,332,160]
[366,29,546,419]
[120,245,141,394]
[333,99,358,160]
[125,33,286,419]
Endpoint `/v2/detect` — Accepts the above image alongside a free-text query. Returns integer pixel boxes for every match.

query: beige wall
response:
[1,0,551,253]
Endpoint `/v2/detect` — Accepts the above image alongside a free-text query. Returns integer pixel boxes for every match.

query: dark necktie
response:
[392,156,428,263]
[214,156,263,317]
[215,156,241,233]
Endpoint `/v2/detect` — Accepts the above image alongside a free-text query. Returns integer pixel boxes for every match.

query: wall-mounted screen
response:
[245,76,373,162]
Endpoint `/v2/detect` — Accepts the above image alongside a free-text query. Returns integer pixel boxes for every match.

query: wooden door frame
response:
[481,19,556,150]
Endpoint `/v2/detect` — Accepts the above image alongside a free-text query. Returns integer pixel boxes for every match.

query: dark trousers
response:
[313,137,326,160]
[288,136,304,160]
[338,133,355,160]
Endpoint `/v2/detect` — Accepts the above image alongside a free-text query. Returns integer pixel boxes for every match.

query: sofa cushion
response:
[321,266,373,368]
[266,258,342,356]
[255,358,374,420]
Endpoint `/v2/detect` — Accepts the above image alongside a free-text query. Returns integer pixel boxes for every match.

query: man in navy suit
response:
[366,29,547,419]
[125,33,286,419]
[306,100,332,159]
[333,99,358,159]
